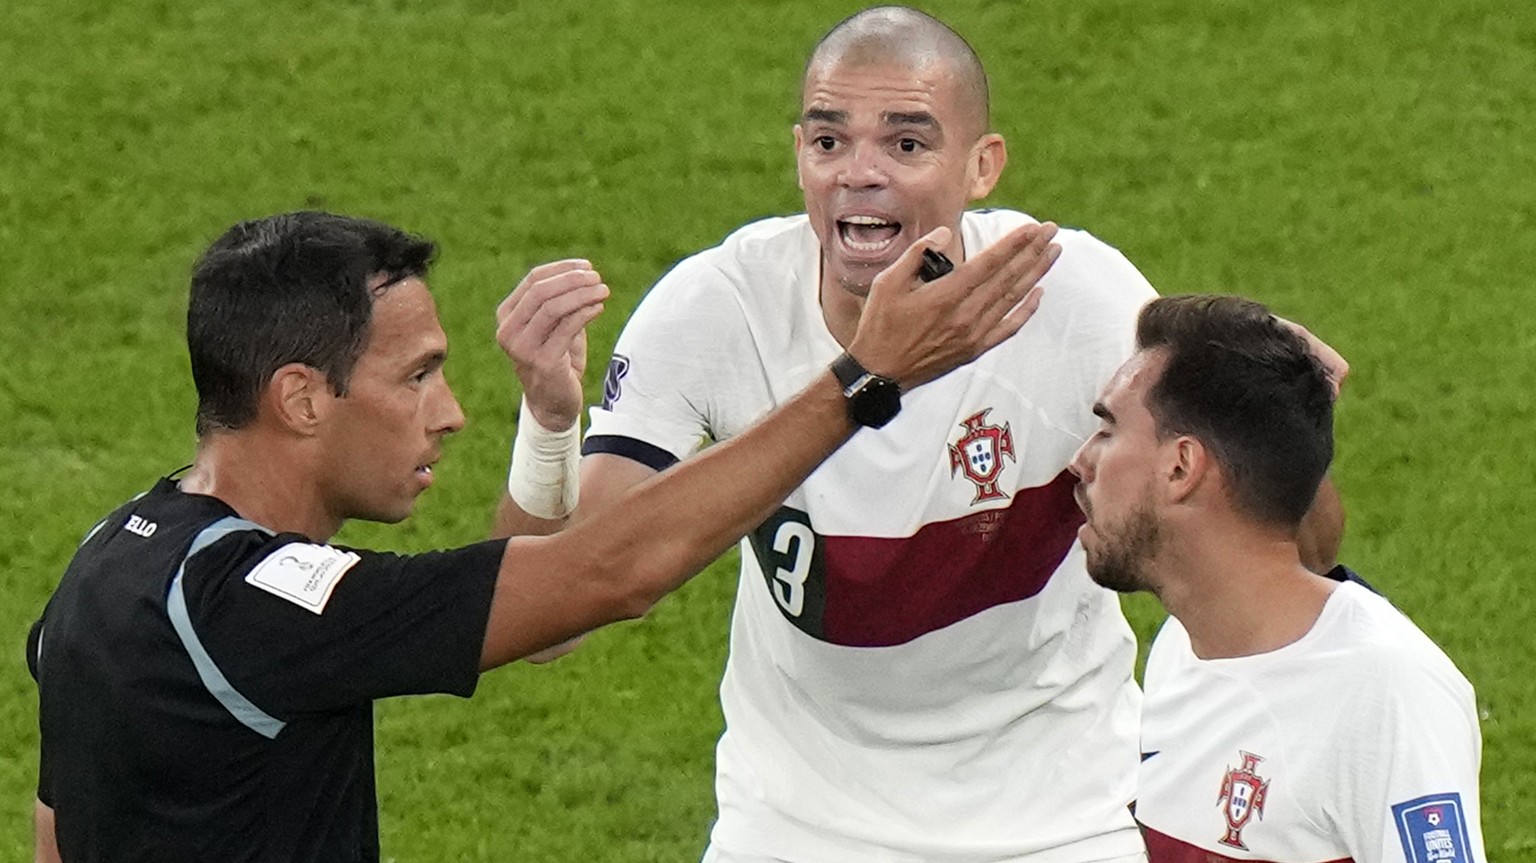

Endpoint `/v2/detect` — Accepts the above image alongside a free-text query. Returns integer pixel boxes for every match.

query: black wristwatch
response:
[831,352,901,429]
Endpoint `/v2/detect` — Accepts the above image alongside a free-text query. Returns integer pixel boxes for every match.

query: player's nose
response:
[1067,440,1092,482]
[838,141,888,188]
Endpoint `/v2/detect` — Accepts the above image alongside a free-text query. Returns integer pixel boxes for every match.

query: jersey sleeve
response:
[585,254,754,467]
[1035,228,1158,435]
[1334,652,1486,863]
[1057,230,1157,386]
[179,531,504,718]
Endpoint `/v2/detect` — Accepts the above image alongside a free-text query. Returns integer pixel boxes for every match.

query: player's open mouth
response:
[416,464,435,483]
[837,215,901,253]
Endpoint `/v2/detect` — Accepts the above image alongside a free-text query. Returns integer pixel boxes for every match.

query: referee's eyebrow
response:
[1092,402,1115,425]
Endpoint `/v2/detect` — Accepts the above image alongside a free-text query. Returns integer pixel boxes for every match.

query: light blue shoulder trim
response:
[165,516,287,740]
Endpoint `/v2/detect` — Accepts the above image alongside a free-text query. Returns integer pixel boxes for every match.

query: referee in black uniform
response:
[26,210,1061,861]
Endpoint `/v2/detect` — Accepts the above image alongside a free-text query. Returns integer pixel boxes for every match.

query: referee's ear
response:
[267,363,328,436]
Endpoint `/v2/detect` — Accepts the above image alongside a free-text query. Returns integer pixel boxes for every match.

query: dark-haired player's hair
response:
[1136,295,1334,529]
[186,211,436,436]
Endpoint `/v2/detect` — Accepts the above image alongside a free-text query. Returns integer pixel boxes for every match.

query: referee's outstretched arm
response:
[30,215,1054,860]
[478,222,1058,668]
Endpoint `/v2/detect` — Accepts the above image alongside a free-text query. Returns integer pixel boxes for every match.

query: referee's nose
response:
[433,380,466,436]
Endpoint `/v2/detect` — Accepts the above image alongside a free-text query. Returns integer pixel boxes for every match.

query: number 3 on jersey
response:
[748,506,828,639]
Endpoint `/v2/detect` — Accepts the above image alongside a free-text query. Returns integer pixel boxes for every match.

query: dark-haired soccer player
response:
[27,209,1057,862]
[1070,295,1484,863]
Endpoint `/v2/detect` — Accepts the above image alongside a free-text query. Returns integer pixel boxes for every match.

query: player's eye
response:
[897,138,923,153]
[814,136,837,151]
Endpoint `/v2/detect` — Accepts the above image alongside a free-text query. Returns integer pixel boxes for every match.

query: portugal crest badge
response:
[1217,751,1270,850]
[948,409,1015,504]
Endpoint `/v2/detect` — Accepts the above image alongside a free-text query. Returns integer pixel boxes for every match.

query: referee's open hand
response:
[848,222,1059,389]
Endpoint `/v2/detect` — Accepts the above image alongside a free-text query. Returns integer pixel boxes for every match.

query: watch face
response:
[851,377,901,428]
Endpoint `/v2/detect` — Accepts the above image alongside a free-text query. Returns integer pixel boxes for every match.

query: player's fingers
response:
[502,264,603,326]
[1278,317,1349,397]
[499,260,591,312]
[507,282,610,346]
[531,302,605,365]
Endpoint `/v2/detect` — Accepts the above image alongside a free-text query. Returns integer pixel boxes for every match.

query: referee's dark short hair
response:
[187,211,436,436]
[1135,295,1334,529]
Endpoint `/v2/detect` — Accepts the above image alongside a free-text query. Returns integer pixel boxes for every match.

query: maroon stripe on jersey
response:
[1142,825,1353,863]
[818,470,1082,647]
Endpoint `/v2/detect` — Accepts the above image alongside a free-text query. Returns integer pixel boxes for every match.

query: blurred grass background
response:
[2,0,1532,859]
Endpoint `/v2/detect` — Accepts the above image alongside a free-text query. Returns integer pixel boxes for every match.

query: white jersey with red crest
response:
[1137,579,1485,863]
[587,210,1155,862]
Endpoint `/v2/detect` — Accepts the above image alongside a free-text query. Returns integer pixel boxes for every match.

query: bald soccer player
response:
[496,8,1344,863]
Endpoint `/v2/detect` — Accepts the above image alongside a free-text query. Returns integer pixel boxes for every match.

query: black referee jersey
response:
[28,476,503,862]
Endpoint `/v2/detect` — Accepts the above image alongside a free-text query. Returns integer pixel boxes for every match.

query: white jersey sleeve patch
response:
[243,543,361,614]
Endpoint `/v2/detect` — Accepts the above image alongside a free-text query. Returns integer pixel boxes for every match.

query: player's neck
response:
[180,432,344,541]
[819,278,866,350]
[1155,526,1338,661]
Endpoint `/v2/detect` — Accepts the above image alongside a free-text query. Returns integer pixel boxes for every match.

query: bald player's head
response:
[805,6,990,138]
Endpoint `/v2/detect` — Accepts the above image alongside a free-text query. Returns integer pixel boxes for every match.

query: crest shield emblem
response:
[948,409,1016,504]
[1217,750,1270,850]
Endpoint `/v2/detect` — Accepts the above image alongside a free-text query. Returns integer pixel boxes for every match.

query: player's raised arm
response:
[491,259,609,540]
[1278,316,1349,573]
[478,224,1060,669]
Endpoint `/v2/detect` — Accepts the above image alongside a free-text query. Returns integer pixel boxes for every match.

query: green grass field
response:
[3,0,1533,859]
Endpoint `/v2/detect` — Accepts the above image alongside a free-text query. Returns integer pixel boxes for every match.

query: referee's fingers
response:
[976,284,1046,353]
[960,223,1056,315]
[869,226,953,298]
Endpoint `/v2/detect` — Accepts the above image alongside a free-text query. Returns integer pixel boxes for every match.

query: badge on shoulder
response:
[244,543,361,615]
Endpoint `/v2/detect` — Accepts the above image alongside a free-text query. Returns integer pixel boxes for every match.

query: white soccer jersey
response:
[1137,580,1485,863]
[587,210,1156,862]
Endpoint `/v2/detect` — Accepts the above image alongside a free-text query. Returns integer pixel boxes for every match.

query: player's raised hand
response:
[1277,317,1350,397]
[848,222,1060,389]
[496,259,610,430]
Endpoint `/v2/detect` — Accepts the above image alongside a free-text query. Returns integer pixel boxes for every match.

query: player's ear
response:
[792,124,807,191]
[267,363,329,436]
[967,133,1007,201]
[1165,435,1209,504]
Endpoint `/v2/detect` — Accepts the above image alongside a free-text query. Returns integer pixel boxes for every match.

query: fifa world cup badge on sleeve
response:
[245,543,361,614]
[1394,793,1475,863]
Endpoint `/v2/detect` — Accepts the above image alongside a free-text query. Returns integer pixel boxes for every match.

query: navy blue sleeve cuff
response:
[1324,563,1379,595]
[582,435,679,472]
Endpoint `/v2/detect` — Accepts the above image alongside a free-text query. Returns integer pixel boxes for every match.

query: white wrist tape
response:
[507,397,581,519]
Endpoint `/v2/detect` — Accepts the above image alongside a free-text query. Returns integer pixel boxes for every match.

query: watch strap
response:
[830,352,868,392]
